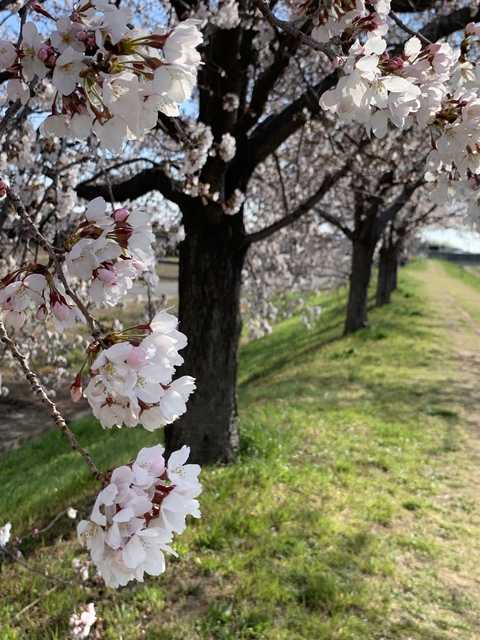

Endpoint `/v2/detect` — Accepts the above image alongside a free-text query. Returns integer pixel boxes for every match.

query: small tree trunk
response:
[391,259,398,291]
[376,248,390,307]
[377,242,400,307]
[344,238,376,333]
[164,209,245,464]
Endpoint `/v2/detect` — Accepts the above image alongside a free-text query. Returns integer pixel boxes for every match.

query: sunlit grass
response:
[1,260,480,639]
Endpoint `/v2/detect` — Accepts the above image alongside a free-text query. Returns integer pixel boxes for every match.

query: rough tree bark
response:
[376,241,399,307]
[164,203,246,464]
[344,237,377,333]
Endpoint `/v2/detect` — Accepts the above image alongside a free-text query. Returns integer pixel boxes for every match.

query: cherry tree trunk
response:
[344,239,376,334]
[376,245,398,307]
[164,211,245,464]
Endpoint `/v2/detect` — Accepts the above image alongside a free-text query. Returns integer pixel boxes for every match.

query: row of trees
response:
[87,0,475,464]
[0,0,476,468]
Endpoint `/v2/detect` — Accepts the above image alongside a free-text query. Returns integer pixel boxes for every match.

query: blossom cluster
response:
[298,0,480,224]
[78,310,195,430]
[0,197,155,329]
[0,269,83,331]
[319,35,454,138]
[1,2,202,151]
[69,603,96,639]
[78,444,201,588]
[65,196,155,306]
[307,0,391,44]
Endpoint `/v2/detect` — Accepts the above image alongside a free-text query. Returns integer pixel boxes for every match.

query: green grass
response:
[439,260,480,293]
[1,260,480,639]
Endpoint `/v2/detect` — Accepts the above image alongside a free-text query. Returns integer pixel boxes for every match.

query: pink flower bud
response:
[70,383,83,403]
[36,304,47,321]
[33,528,39,537]
[16,549,22,558]
[113,208,129,222]
[52,301,70,321]
[38,44,53,63]
[29,2,55,19]
[96,267,117,284]
[466,22,476,36]
[76,29,88,42]
[331,56,344,70]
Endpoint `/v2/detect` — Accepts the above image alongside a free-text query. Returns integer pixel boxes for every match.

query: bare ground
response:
[0,382,91,456]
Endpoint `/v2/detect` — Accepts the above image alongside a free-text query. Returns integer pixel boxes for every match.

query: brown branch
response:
[389,10,432,46]
[0,320,104,482]
[421,5,480,43]
[375,176,425,234]
[76,165,192,210]
[315,207,354,240]
[0,99,22,139]
[244,156,354,246]
[250,0,336,60]
[247,74,337,172]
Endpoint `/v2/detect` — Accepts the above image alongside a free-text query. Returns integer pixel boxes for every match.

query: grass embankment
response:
[1,260,480,639]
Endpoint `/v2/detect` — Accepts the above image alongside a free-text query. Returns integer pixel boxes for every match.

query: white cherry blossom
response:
[78,445,201,588]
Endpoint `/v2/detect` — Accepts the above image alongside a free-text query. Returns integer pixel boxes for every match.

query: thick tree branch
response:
[419,6,480,43]
[76,165,192,209]
[246,75,337,172]
[249,0,335,59]
[375,176,425,234]
[315,207,354,240]
[236,31,303,137]
[244,157,353,246]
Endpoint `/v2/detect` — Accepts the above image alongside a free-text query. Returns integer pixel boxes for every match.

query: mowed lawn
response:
[1,260,480,639]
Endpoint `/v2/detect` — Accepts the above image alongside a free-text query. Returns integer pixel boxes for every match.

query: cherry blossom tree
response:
[0,2,205,631]
[375,198,443,307]
[312,128,427,331]
[74,0,480,462]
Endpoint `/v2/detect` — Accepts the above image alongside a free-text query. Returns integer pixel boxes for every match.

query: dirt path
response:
[413,261,480,439]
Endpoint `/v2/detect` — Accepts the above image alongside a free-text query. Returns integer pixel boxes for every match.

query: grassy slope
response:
[1,260,480,639]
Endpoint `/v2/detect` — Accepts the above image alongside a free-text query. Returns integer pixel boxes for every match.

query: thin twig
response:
[21,508,76,541]
[14,586,58,619]
[250,0,336,61]
[1,545,72,585]
[389,11,432,46]
[0,320,104,481]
